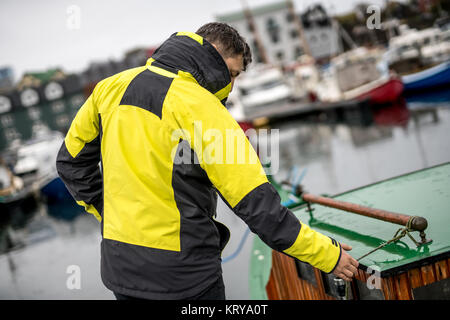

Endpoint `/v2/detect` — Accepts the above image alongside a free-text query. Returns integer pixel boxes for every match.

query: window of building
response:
[266,17,280,44]
[286,12,294,22]
[276,51,284,61]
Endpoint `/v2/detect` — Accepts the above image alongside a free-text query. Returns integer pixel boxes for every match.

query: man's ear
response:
[210,42,226,59]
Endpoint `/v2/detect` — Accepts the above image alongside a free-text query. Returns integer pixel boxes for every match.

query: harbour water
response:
[1,89,450,299]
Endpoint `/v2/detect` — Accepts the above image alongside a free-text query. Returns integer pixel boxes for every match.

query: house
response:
[216,1,342,66]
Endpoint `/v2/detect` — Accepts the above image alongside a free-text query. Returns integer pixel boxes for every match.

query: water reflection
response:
[271,96,450,197]
[0,192,111,299]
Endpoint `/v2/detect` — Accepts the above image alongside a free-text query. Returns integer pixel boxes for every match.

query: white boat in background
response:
[235,64,293,111]
[385,25,450,93]
[292,55,320,100]
[420,29,450,66]
[386,25,450,75]
[0,158,25,204]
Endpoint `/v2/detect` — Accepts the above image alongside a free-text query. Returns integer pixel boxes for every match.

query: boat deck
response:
[250,162,450,299]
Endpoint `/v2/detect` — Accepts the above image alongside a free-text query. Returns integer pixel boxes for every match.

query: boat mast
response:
[335,19,357,51]
[240,0,270,64]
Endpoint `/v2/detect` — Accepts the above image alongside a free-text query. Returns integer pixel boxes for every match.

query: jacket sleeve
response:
[56,92,103,222]
[181,94,341,273]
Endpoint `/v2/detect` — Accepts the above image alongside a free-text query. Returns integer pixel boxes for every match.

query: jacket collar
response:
[148,32,232,105]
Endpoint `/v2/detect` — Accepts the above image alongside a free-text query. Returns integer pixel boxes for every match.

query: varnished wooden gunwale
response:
[266,251,450,300]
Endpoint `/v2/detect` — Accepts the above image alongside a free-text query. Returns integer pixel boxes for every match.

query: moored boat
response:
[250,162,450,300]
[2,128,65,205]
[316,48,404,105]
[234,64,294,114]
[0,157,26,205]
[353,74,404,104]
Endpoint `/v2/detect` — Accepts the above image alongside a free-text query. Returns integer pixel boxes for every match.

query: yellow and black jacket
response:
[56,32,342,299]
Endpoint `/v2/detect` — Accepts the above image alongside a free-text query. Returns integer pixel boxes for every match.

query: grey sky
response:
[1,0,387,81]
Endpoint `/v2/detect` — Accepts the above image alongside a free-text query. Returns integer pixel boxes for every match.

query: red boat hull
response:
[357,77,404,104]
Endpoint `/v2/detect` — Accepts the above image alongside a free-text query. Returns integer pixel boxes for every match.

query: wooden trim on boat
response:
[266,251,450,300]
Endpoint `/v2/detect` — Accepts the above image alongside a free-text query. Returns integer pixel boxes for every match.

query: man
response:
[56,22,358,300]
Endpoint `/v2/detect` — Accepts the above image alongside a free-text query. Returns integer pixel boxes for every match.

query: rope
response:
[341,217,418,299]
[356,217,417,261]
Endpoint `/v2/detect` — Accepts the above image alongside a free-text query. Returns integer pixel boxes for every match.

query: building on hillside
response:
[216,1,342,67]
[300,4,343,63]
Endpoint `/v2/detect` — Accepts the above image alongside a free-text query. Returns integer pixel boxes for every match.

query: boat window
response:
[354,279,384,300]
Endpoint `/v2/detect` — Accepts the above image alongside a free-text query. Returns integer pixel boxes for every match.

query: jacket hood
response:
[149,32,232,105]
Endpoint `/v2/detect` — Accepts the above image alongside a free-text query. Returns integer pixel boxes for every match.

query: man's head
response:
[196,22,252,90]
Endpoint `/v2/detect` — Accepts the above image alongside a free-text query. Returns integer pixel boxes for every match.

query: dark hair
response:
[196,22,252,71]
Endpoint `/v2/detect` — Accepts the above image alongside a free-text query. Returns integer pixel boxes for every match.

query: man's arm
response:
[56,93,103,222]
[183,94,358,275]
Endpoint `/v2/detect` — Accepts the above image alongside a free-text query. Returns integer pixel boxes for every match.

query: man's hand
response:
[333,243,359,281]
